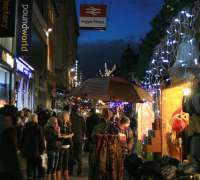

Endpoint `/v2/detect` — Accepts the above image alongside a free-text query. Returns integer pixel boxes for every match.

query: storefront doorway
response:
[15,58,34,111]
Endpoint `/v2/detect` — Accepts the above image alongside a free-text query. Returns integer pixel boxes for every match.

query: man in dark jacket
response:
[70,105,86,176]
[0,105,22,180]
[86,108,99,151]
[21,113,45,180]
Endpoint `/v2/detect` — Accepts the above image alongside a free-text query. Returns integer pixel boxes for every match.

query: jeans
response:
[69,141,82,173]
[73,142,82,166]
[47,151,59,174]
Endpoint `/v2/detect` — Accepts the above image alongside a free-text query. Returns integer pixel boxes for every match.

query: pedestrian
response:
[86,108,99,152]
[109,116,134,155]
[16,110,27,149]
[17,110,26,126]
[70,105,86,176]
[0,105,23,180]
[21,113,45,180]
[37,109,50,130]
[57,111,74,180]
[45,117,61,180]
[24,108,31,123]
[91,108,112,139]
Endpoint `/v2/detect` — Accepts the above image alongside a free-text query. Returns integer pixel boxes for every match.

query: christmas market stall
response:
[71,76,152,180]
[142,0,200,166]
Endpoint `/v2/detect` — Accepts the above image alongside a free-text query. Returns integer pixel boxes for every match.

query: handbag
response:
[41,153,48,170]
[17,152,27,171]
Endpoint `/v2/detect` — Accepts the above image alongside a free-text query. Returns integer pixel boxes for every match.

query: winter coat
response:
[45,126,61,151]
[0,116,22,179]
[86,114,99,141]
[71,113,86,143]
[21,121,45,158]
[60,122,73,146]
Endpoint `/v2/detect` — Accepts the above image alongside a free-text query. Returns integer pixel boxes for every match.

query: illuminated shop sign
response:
[80,4,107,30]
[1,50,14,68]
[16,58,34,79]
[16,0,33,60]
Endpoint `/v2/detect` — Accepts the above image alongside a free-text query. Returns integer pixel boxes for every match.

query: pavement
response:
[71,153,89,180]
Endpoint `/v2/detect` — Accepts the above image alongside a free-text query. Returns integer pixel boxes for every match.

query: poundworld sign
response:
[16,0,33,60]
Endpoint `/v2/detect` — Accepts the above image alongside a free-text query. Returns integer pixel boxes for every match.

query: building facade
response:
[0,0,79,110]
[54,0,79,91]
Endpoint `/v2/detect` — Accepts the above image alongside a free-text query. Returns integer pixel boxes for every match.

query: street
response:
[1,0,200,180]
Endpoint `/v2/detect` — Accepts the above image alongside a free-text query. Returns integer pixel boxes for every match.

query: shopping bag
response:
[41,153,48,170]
[17,152,27,171]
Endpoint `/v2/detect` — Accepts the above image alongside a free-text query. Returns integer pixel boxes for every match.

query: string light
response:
[142,2,200,91]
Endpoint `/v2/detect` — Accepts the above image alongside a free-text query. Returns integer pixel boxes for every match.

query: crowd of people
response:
[0,104,135,180]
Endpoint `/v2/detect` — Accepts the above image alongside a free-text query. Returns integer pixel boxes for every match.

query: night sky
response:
[76,0,164,78]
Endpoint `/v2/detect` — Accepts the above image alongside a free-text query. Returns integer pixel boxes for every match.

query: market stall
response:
[161,80,191,161]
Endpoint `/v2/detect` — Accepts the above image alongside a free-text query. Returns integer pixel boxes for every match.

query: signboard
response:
[2,50,14,68]
[16,58,33,79]
[16,0,33,60]
[80,4,107,30]
[0,0,16,37]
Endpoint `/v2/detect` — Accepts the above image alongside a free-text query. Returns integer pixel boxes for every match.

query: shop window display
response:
[17,76,34,111]
[0,67,10,107]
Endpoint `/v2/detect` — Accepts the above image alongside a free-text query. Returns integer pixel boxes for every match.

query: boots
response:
[51,173,56,180]
[63,170,70,180]
[45,174,51,180]
[56,171,61,180]
[77,163,82,176]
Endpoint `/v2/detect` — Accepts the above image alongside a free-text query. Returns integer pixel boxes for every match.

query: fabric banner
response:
[136,102,154,140]
[80,4,107,30]
[16,0,33,60]
[0,0,16,37]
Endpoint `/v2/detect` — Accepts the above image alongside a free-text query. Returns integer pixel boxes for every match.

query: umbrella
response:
[71,77,152,103]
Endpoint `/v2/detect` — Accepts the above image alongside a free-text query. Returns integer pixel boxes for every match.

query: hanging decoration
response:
[97,62,116,77]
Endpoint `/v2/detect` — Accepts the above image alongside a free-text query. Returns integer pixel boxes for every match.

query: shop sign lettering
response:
[16,58,33,79]
[16,0,32,60]
[0,0,16,37]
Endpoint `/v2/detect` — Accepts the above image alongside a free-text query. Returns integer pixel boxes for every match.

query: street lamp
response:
[45,28,53,37]
[45,28,53,71]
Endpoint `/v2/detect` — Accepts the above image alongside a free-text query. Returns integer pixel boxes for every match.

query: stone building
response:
[54,0,79,92]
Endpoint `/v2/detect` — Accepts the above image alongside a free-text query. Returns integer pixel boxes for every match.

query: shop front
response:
[0,46,14,107]
[161,80,191,161]
[15,57,34,111]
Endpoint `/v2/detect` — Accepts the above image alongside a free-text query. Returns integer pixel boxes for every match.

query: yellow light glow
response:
[183,88,191,96]
[96,109,100,113]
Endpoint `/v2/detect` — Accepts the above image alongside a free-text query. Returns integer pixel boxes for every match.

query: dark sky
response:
[76,0,164,78]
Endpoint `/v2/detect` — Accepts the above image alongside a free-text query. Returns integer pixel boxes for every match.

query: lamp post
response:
[45,28,53,71]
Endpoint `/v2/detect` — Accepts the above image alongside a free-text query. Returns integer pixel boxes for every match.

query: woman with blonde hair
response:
[57,111,74,180]
[45,117,61,180]
[21,113,45,180]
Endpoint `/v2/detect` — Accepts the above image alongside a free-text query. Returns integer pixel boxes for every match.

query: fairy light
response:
[142,2,200,92]
[194,58,198,65]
